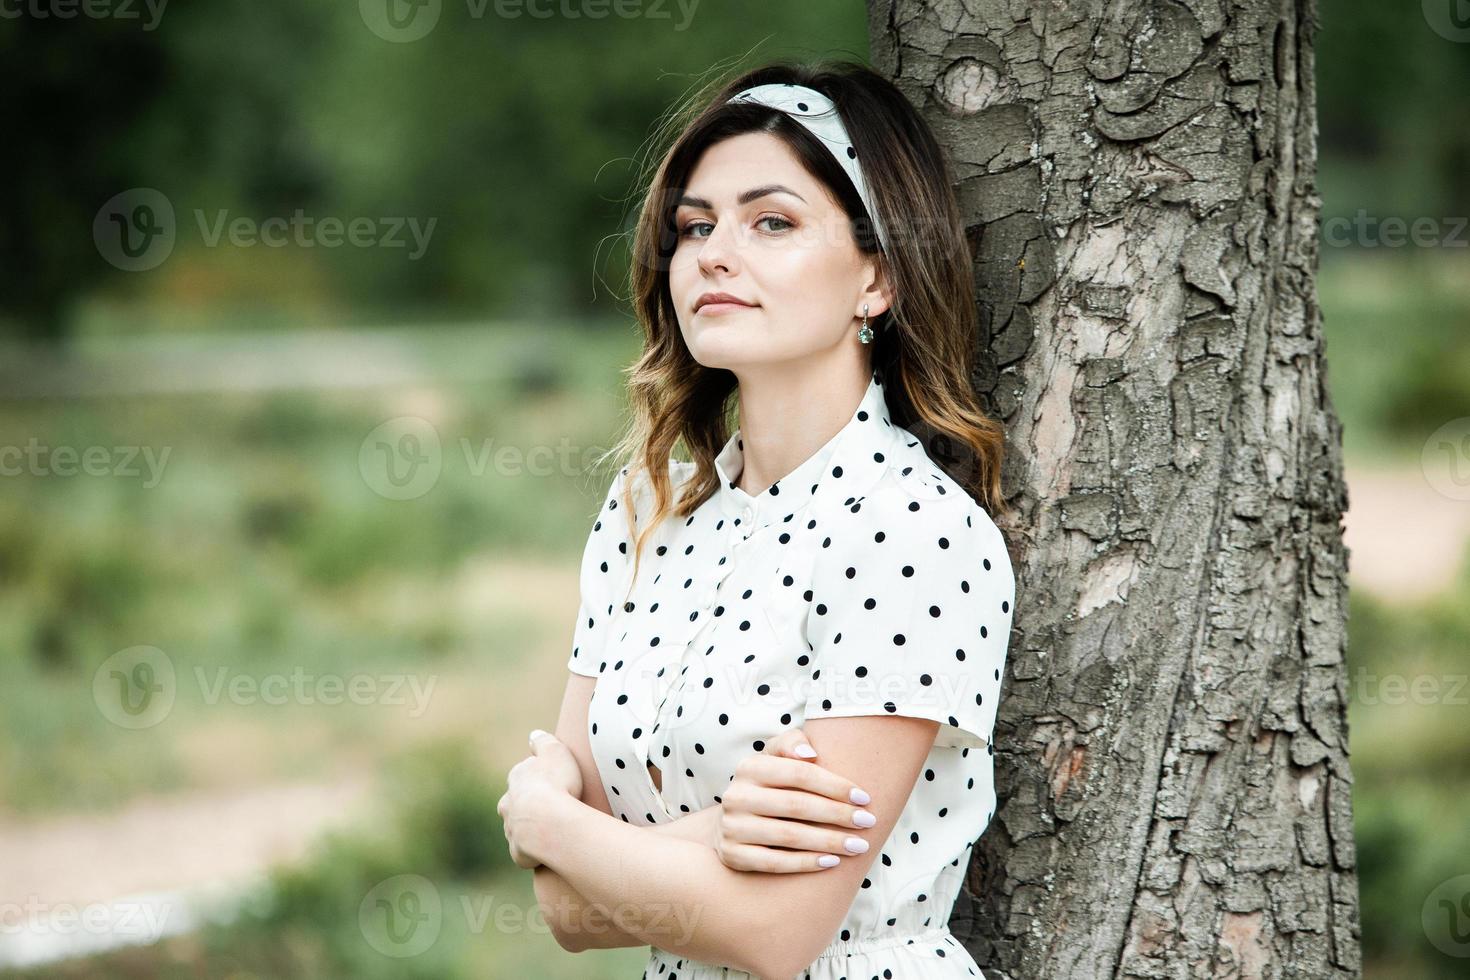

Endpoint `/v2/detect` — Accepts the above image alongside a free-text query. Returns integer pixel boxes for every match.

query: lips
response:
[695,292,756,313]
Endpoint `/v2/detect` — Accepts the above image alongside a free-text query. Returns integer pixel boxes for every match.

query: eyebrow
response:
[675,184,808,209]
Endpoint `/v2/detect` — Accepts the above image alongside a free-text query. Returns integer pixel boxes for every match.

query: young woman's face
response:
[668,131,888,372]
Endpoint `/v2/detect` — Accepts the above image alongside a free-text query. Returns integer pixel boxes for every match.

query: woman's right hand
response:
[713,727,879,873]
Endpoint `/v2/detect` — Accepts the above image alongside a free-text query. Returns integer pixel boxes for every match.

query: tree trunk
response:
[866,1,1360,977]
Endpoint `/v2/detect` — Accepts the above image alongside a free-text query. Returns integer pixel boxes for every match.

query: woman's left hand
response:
[497,729,583,869]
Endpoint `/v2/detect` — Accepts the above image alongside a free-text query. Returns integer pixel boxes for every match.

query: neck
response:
[730,356,871,495]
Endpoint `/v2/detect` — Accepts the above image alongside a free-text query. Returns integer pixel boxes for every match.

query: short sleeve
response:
[801,489,1015,748]
[566,467,634,677]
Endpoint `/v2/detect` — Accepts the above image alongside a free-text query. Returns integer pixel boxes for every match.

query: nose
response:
[695,217,742,277]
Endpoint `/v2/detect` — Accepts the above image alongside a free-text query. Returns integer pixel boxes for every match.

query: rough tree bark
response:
[866,1,1360,977]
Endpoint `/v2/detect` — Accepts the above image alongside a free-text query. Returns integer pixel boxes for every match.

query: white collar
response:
[711,367,898,532]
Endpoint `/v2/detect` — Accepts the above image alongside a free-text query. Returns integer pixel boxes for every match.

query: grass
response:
[0,318,641,815]
[1317,248,1470,464]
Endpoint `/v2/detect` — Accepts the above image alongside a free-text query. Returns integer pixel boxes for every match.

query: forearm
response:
[535,806,719,952]
[537,795,778,977]
[654,803,720,846]
[534,864,643,951]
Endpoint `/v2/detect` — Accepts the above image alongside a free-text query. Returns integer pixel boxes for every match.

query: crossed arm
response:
[531,672,939,980]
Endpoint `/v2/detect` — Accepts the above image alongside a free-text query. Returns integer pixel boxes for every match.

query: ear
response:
[857,253,894,319]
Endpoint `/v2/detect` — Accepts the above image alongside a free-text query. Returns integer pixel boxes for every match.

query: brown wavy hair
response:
[598,58,1010,598]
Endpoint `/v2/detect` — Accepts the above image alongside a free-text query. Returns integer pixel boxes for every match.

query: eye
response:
[677,214,796,239]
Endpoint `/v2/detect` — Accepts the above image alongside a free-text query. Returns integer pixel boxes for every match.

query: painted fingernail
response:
[794,743,817,758]
[818,854,841,867]
[853,809,876,828]
[844,836,869,854]
[849,787,871,805]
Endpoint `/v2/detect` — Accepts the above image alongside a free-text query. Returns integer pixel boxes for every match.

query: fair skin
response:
[671,130,892,496]
[498,130,940,980]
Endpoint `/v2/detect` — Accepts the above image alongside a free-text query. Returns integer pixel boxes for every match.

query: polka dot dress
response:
[567,368,1015,979]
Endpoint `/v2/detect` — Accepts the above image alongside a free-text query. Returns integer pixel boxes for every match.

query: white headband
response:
[725,83,891,253]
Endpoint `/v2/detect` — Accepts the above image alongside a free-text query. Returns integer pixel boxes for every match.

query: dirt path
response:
[0,774,381,909]
[1342,461,1470,602]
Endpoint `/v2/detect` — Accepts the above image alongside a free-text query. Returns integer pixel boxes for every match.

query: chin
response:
[687,344,760,371]
[683,316,749,351]
[682,315,812,369]
[690,343,812,374]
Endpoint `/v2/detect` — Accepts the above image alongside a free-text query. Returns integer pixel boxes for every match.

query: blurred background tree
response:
[3,0,1463,340]
[0,1,869,337]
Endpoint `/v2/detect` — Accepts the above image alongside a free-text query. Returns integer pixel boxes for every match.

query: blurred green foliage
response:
[1316,253,1470,460]
[0,320,638,813]
[1317,0,1470,223]
[4,0,1468,339]
[1345,576,1470,980]
[1,0,873,338]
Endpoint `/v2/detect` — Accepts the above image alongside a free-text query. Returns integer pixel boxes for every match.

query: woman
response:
[498,59,1016,979]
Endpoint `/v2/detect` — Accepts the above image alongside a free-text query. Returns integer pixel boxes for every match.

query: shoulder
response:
[882,479,1005,548]
[815,461,1011,588]
[669,457,697,487]
[886,426,1011,562]
[841,420,999,535]
[819,477,1001,560]
[883,423,971,503]
[597,457,696,526]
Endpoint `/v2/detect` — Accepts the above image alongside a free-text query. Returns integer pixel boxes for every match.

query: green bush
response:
[387,738,515,880]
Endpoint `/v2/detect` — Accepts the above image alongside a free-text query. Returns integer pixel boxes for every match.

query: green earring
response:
[858,305,873,344]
